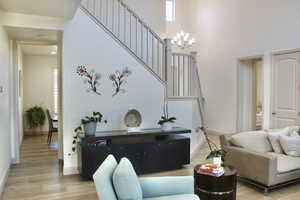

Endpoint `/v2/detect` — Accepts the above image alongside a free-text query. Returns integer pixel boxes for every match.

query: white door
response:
[272,52,300,128]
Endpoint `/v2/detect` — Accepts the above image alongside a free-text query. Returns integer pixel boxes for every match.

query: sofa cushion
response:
[113,157,143,200]
[268,152,300,173]
[230,130,272,153]
[93,155,118,200]
[267,127,290,154]
[279,135,300,157]
[144,194,200,200]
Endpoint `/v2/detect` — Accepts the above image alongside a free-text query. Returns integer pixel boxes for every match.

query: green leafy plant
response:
[158,116,176,125]
[199,127,226,161]
[158,101,176,125]
[26,106,46,129]
[81,112,107,124]
[72,112,107,152]
[206,149,226,160]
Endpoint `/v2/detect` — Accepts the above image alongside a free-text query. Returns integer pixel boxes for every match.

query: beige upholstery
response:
[268,152,300,174]
[279,135,300,157]
[267,128,289,154]
[221,131,300,187]
[230,130,273,153]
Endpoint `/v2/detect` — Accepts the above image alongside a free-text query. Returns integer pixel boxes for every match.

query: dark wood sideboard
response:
[78,128,191,179]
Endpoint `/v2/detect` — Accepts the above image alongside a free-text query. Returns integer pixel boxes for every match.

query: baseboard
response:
[63,166,79,176]
[0,164,10,199]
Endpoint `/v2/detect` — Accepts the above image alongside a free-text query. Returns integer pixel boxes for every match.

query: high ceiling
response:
[0,0,81,18]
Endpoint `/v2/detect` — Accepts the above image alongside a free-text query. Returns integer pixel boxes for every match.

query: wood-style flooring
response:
[2,134,300,200]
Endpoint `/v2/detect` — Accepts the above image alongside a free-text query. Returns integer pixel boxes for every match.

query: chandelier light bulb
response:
[171,31,196,50]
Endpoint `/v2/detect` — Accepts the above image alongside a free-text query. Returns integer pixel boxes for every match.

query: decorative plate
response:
[124,109,142,128]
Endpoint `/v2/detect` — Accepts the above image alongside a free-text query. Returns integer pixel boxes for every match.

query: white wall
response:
[23,55,57,132]
[184,0,300,133]
[63,9,165,174]
[0,25,11,196]
[123,0,166,34]
[168,99,205,153]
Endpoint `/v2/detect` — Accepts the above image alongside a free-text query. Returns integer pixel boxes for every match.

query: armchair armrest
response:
[224,146,277,186]
[139,176,194,198]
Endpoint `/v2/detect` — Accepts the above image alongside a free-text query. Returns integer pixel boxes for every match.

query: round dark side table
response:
[194,164,237,200]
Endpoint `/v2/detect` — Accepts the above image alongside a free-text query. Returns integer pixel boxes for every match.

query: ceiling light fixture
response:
[51,51,57,55]
[171,31,196,50]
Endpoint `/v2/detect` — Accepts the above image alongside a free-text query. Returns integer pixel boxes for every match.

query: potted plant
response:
[81,112,107,136]
[26,106,46,133]
[206,149,226,167]
[201,127,226,166]
[158,101,176,131]
[72,112,107,152]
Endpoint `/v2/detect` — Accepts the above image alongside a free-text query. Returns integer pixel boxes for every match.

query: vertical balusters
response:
[141,22,143,60]
[99,0,102,22]
[183,56,186,96]
[152,36,154,70]
[117,0,120,38]
[81,0,167,83]
[112,0,114,33]
[157,39,160,77]
[173,55,175,96]
[129,12,132,49]
[188,56,191,96]
[123,6,126,43]
[146,28,149,65]
[105,0,109,26]
[135,17,138,54]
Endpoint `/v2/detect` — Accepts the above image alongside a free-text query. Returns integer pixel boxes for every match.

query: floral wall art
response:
[109,67,132,97]
[76,65,102,95]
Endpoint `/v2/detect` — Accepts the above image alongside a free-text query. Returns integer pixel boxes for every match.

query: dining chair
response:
[46,109,58,145]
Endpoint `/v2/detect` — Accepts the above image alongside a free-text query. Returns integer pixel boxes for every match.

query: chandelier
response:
[171,31,196,50]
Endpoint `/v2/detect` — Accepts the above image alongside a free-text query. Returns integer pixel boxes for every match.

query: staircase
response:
[80,0,205,124]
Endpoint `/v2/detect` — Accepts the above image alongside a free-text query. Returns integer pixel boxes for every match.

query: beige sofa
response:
[220,130,300,192]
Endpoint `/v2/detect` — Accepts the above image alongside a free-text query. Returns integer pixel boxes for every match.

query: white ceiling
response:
[0,0,81,18]
[5,26,58,42]
[21,45,57,56]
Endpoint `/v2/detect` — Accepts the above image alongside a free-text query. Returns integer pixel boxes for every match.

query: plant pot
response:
[213,156,222,167]
[160,122,173,131]
[83,122,97,136]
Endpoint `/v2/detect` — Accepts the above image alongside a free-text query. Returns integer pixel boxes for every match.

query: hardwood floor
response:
[2,134,300,200]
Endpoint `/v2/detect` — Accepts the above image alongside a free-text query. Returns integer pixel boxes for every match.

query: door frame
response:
[10,38,64,163]
[270,49,300,128]
[236,55,264,132]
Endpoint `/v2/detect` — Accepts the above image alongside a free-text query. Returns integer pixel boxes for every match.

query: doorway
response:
[237,57,264,132]
[6,26,63,164]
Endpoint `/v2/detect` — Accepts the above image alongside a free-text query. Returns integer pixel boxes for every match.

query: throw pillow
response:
[230,130,273,153]
[288,126,300,137]
[267,127,290,154]
[113,158,143,200]
[279,135,300,157]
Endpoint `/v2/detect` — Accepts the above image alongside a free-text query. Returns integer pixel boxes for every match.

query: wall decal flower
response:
[76,65,102,95]
[109,67,132,97]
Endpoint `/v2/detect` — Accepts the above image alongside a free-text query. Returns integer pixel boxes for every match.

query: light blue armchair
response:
[93,155,200,200]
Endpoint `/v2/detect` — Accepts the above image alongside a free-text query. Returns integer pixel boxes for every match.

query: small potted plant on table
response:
[158,101,176,131]
[201,127,226,166]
